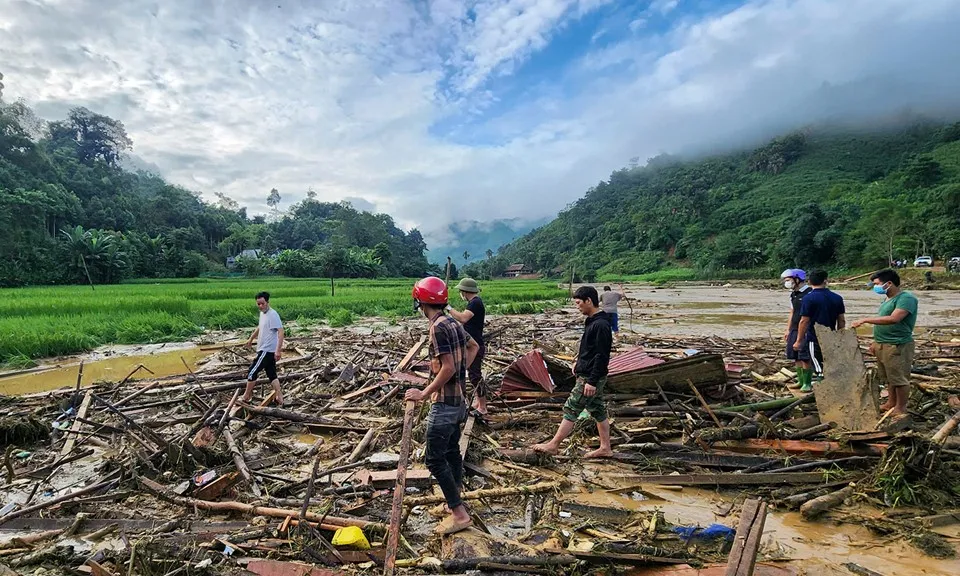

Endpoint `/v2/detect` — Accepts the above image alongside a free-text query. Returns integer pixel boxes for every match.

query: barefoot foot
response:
[531,443,559,455]
[584,447,613,459]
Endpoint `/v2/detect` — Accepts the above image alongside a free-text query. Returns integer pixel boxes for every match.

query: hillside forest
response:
[0,88,432,288]
[469,118,960,281]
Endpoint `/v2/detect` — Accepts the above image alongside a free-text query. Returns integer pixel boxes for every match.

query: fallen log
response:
[138,477,381,530]
[630,473,825,486]
[405,481,560,507]
[931,410,960,444]
[787,422,835,440]
[347,428,377,463]
[239,403,334,425]
[723,396,807,414]
[800,483,856,519]
[441,554,579,572]
[694,425,759,445]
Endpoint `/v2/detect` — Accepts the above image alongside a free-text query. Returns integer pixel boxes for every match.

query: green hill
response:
[478,120,960,281]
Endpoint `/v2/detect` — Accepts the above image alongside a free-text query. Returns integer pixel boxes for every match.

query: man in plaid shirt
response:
[405,276,479,535]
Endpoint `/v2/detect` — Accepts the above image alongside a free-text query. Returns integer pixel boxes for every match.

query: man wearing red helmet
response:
[405,276,479,535]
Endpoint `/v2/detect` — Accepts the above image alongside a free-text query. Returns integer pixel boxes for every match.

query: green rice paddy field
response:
[0,278,567,366]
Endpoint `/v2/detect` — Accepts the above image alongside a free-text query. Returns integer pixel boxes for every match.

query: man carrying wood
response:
[242,291,284,406]
[532,286,614,459]
[852,269,919,417]
[405,276,479,535]
[446,278,488,415]
[793,269,846,392]
[781,268,813,392]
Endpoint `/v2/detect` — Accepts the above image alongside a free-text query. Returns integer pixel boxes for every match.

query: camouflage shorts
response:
[562,376,608,423]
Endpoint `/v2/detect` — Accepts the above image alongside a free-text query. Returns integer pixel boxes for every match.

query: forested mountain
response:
[428,217,548,267]
[477,119,960,280]
[0,90,430,287]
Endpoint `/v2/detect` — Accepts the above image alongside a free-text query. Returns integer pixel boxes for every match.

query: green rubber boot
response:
[799,368,813,393]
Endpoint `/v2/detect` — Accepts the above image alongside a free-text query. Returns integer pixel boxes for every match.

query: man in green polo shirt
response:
[851,269,918,416]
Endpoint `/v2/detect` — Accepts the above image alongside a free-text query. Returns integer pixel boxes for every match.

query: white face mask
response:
[783,280,795,290]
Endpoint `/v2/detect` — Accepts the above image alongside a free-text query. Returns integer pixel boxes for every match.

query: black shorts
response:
[468,342,486,397]
[247,351,278,381]
[786,331,823,371]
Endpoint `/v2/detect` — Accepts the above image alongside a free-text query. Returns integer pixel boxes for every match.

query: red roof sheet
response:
[608,347,666,375]
[502,349,556,394]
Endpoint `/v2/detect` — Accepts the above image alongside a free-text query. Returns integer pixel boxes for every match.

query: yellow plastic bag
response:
[332,526,370,550]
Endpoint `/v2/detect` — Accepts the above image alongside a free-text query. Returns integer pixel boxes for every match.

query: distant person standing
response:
[242,291,284,406]
[532,286,614,459]
[599,285,627,341]
[793,269,846,392]
[852,269,919,417]
[781,269,813,391]
[446,278,488,415]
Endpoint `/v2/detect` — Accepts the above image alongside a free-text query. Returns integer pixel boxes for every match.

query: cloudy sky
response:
[2,0,960,245]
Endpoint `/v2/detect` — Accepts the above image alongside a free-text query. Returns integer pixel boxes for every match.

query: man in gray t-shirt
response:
[599,286,626,340]
[242,291,285,405]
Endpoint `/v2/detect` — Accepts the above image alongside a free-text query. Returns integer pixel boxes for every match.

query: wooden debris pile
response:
[1,310,959,574]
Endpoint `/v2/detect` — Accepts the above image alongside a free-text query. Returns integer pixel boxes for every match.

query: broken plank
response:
[726,498,767,576]
[629,473,825,486]
[355,468,432,489]
[245,559,347,576]
[60,391,92,456]
[459,415,476,459]
[718,439,886,457]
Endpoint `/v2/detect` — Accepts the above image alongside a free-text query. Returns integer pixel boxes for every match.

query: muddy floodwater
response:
[620,284,960,340]
[0,344,214,396]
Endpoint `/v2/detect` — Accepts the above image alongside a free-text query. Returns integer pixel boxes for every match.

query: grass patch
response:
[0,278,566,362]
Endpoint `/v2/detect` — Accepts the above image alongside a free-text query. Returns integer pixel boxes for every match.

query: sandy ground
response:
[618,284,960,340]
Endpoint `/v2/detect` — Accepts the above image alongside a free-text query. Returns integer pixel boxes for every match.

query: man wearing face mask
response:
[780,269,813,391]
[851,269,918,417]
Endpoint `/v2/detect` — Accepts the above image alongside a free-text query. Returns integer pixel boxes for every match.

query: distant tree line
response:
[0,78,431,287]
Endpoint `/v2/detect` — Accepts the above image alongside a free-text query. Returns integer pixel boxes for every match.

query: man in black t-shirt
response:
[447,278,487,415]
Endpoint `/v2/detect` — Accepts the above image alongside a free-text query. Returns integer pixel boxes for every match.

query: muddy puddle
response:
[0,345,213,396]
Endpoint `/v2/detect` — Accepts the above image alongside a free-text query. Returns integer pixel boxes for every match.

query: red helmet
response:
[412,276,448,306]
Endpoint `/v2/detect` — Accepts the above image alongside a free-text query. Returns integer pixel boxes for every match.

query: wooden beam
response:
[459,415,476,459]
[384,400,416,576]
[628,473,825,486]
[725,498,767,576]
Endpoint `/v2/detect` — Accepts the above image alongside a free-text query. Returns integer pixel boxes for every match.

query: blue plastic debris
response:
[672,523,736,542]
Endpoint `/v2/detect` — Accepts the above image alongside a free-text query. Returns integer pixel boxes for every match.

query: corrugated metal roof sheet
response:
[608,347,666,375]
[502,349,556,394]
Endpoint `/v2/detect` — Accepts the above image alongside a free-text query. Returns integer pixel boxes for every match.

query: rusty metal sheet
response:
[502,349,556,394]
[608,347,665,375]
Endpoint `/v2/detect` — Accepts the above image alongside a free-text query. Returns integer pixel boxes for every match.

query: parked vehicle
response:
[914,256,934,267]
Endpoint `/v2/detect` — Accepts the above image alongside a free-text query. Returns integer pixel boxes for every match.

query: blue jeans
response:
[425,402,467,509]
[610,312,619,332]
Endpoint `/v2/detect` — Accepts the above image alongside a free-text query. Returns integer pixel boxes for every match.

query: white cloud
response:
[1,0,959,247]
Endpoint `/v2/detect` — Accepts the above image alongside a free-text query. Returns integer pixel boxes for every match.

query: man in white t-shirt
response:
[242,291,284,405]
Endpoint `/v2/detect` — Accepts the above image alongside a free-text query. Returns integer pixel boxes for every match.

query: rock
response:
[369,452,400,469]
